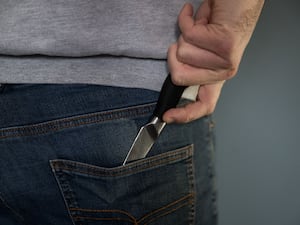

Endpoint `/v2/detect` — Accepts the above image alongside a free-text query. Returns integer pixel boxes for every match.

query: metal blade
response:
[123,117,166,165]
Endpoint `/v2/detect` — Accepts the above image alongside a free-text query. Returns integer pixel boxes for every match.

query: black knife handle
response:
[153,74,187,120]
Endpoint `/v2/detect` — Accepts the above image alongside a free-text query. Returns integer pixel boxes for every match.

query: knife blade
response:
[122,74,187,165]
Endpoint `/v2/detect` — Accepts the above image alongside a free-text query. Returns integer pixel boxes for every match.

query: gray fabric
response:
[0,0,201,91]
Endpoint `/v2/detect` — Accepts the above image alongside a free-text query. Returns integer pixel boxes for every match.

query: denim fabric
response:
[0,84,217,225]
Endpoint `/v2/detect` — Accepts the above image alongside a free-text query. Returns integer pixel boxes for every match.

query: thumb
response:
[178,3,195,34]
[195,0,211,24]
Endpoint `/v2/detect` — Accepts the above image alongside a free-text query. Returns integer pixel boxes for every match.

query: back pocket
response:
[50,144,196,225]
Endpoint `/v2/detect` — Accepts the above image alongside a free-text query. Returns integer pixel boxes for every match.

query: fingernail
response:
[164,117,175,124]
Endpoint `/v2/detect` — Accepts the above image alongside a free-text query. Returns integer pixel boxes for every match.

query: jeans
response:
[0,84,217,225]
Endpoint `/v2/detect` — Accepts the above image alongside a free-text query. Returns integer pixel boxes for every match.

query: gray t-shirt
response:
[0,0,201,91]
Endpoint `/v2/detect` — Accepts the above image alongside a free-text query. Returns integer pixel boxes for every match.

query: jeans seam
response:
[0,192,25,223]
[186,150,196,225]
[208,116,218,220]
[51,171,78,225]
[0,102,156,139]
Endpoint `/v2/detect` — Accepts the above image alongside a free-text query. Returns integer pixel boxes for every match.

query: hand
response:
[163,0,264,123]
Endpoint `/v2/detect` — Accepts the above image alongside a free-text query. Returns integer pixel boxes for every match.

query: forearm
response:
[210,0,265,38]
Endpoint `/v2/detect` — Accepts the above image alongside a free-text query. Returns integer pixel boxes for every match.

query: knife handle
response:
[153,74,187,120]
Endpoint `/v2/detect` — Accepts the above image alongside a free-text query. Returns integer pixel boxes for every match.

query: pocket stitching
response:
[50,144,195,225]
[51,171,78,225]
[50,144,193,177]
[137,193,194,225]
[186,156,196,225]
[68,193,194,225]
[71,209,137,224]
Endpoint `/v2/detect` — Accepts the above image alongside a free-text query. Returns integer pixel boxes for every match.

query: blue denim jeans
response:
[0,84,217,225]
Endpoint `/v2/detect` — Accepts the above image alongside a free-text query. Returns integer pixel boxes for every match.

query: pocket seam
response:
[68,193,194,225]
[50,144,194,177]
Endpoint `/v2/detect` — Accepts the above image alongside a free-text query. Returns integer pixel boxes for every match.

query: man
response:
[0,1,264,224]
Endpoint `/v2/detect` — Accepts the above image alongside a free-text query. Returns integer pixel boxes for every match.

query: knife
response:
[122,74,188,165]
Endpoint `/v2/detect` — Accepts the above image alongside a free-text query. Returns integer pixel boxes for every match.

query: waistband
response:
[0,84,159,130]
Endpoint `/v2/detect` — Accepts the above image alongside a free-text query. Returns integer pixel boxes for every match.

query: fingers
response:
[163,81,224,123]
[178,3,194,33]
[165,3,237,124]
[195,0,211,24]
[177,36,230,70]
[163,101,207,124]
[168,43,233,86]
[170,3,238,87]
[178,3,233,60]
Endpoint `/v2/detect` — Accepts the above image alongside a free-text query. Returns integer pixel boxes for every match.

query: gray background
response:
[215,1,300,225]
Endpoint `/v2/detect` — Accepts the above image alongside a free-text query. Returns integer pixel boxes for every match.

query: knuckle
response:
[223,66,238,80]
[182,29,195,44]
[176,45,187,63]
[183,110,194,123]
[213,32,240,80]
[171,72,185,86]
[167,43,177,55]
[170,74,181,86]
[219,57,238,80]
